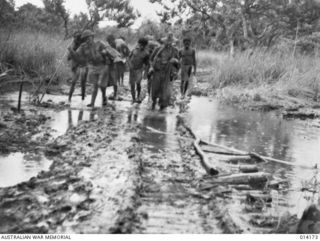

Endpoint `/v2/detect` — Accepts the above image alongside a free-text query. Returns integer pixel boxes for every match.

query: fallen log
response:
[224,156,254,164]
[200,144,248,156]
[230,184,253,191]
[211,172,271,187]
[181,120,317,171]
[202,139,320,168]
[202,138,318,169]
[239,165,259,173]
[200,140,247,155]
[194,137,219,175]
[183,123,219,175]
[246,193,272,203]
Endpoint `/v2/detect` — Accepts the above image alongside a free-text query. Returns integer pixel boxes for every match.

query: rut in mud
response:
[1,80,320,233]
[134,112,221,234]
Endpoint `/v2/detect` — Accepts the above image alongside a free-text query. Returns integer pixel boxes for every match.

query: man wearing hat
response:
[179,36,197,98]
[128,37,150,103]
[149,33,179,110]
[67,31,88,103]
[68,30,121,108]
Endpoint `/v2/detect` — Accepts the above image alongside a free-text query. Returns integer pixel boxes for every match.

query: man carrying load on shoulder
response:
[67,31,88,103]
[149,33,180,110]
[68,30,121,108]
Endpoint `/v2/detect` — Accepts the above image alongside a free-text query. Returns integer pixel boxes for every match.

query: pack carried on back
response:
[101,42,122,64]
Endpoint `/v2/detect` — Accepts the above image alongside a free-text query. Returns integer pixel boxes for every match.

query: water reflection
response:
[134,106,179,152]
[49,109,96,137]
[188,96,320,217]
[0,152,52,187]
[188,97,320,167]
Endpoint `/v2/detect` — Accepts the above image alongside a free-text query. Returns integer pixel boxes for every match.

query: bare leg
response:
[180,80,184,97]
[184,81,189,95]
[113,85,118,99]
[120,72,124,86]
[68,70,79,102]
[137,83,141,101]
[88,73,98,107]
[81,68,87,101]
[101,86,107,106]
[130,83,136,102]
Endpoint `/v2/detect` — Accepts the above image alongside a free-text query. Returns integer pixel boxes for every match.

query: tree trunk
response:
[241,9,249,40]
[229,38,235,57]
[63,19,69,39]
[17,80,23,112]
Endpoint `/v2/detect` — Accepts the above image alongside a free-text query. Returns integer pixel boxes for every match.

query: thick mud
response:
[0,78,320,233]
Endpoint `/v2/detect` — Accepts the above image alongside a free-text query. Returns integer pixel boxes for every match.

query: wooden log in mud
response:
[182,122,219,175]
[200,144,249,156]
[200,141,267,163]
[224,156,253,164]
[179,118,316,170]
[202,139,317,169]
[245,193,272,203]
[212,172,271,186]
[239,165,259,173]
[200,140,248,155]
[194,137,219,175]
[229,184,254,191]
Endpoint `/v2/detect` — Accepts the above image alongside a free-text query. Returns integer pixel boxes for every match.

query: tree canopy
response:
[150,0,320,52]
[85,0,140,28]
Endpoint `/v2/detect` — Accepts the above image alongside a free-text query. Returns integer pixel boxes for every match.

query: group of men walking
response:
[67,30,197,110]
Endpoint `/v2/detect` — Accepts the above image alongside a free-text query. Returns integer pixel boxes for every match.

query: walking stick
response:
[38,46,71,103]
[38,22,91,104]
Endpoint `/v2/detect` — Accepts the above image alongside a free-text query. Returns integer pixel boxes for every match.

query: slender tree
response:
[85,0,140,28]
[43,0,70,38]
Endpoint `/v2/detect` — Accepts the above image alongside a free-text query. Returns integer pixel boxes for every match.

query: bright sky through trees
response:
[15,0,161,28]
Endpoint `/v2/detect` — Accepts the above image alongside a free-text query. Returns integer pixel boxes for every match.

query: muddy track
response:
[114,113,221,234]
[0,105,140,233]
[1,83,317,233]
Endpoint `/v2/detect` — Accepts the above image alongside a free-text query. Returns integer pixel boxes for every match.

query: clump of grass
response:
[0,30,70,81]
[197,50,224,70]
[198,49,320,103]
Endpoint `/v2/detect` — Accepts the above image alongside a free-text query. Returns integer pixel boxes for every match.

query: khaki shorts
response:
[87,65,116,88]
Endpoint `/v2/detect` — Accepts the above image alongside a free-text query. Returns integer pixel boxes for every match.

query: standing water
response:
[188,97,320,218]
[0,152,52,187]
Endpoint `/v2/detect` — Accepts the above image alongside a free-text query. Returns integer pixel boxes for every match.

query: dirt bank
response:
[194,70,320,122]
